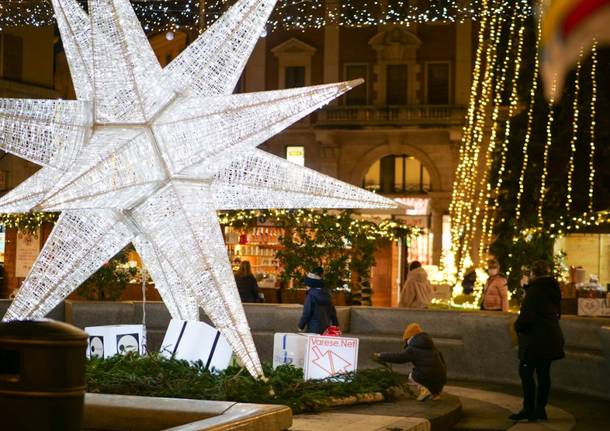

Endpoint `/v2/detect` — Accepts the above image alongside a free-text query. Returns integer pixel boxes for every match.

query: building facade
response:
[0,16,474,304]
[244,21,473,266]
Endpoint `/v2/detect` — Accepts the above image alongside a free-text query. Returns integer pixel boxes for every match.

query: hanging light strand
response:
[477,0,526,263]
[588,40,598,213]
[449,0,490,271]
[513,11,542,226]
[537,76,557,226]
[457,1,503,272]
[565,48,583,216]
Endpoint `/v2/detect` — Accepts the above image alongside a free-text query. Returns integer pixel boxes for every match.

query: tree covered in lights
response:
[489,16,610,292]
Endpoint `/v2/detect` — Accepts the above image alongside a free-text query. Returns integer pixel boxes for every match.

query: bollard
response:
[0,319,87,430]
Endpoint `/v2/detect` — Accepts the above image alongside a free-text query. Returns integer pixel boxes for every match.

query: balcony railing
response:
[316,104,466,127]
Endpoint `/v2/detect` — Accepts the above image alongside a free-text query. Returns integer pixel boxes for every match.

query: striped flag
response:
[540,0,610,99]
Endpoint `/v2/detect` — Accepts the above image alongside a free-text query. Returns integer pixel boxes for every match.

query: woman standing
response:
[510,260,564,422]
[481,258,509,312]
[235,261,260,303]
[400,261,434,308]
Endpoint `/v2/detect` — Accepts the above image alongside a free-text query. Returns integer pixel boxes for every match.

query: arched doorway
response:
[362,154,432,194]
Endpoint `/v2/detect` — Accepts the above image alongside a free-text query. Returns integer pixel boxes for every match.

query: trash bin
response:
[0,319,87,430]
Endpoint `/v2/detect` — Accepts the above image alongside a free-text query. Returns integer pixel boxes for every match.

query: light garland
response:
[451,0,503,274]
[588,40,598,213]
[537,76,557,226]
[0,212,59,234]
[0,0,532,32]
[477,0,527,263]
[0,0,397,379]
[513,10,542,226]
[449,0,489,274]
[218,209,421,242]
[565,48,583,215]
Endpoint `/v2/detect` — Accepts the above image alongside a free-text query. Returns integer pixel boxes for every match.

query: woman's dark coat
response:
[379,332,447,394]
[514,276,565,362]
[298,287,338,334]
[236,274,260,303]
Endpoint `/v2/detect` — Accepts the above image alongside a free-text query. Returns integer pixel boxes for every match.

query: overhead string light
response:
[588,40,598,213]
[0,0,531,32]
[449,0,490,275]
[537,76,557,226]
[513,10,542,227]
[565,48,583,218]
[456,0,503,272]
[477,0,527,263]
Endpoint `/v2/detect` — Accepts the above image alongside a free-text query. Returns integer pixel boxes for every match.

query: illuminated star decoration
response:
[0,0,396,377]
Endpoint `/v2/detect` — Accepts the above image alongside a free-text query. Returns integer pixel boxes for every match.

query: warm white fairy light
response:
[453,0,502,272]
[449,0,488,274]
[538,77,557,226]
[565,49,583,216]
[0,1,530,32]
[513,8,542,226]
[588,40,598,213]
[0,0,396,378]
[477,1,526,262]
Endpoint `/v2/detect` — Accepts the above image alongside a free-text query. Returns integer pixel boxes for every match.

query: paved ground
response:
[291,390,462,431]
[290,380,610,431]
[448,380,610,431]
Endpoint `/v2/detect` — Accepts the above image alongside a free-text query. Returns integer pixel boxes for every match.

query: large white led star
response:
[0,0,396,377]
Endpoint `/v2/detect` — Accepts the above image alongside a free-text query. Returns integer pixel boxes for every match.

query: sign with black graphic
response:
[85,325,144,358]
[160,319,232,371]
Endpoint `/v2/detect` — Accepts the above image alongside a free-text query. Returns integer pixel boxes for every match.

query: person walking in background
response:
[298,267,339,334]
[400,261,435,308]
[481,258,509,312]
[373,323,446,401]
[510,260,565,423]
[235,261,261,303]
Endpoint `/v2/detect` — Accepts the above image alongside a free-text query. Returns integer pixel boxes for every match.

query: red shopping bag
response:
[322,325,342,336]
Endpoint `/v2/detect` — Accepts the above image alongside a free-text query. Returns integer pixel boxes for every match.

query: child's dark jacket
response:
[379,332,447,394]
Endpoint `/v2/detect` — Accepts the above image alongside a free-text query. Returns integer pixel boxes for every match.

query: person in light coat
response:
[400,261,434,308]
[481,258,509,312]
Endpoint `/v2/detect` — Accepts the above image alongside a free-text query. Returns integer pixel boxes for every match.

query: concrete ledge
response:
[6,300,609,400]
[84,393,292,431]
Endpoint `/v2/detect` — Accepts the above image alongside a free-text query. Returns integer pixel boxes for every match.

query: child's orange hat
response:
[402,323,423,341]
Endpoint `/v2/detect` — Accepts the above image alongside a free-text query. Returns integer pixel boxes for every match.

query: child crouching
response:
[373,323,447,401]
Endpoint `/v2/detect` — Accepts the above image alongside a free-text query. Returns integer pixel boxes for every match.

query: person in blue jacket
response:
[298,267,339,334]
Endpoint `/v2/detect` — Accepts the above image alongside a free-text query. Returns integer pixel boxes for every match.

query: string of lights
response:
[565,49,583,214]
[588,40,598,213]
[448,0,489,271]
[476,0,526,263]
[513,11,542,227]
[537,77,557,226]
[0,0,531,32]
[456,0,503,272]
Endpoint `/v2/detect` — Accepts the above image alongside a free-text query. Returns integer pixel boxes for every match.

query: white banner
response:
[303,335,359,380]
[15,230,40,278]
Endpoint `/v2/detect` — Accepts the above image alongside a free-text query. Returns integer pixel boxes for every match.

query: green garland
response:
[0,212,59,235]
[218,209,420,242]
[86,354,405,414]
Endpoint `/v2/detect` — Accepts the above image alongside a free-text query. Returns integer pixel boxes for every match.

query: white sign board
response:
[578,298,610,317]
[85,324,145,358]
[15,230,40,278]
[160,319,233,371]
[272,332,308,369]
[303,335,359,380]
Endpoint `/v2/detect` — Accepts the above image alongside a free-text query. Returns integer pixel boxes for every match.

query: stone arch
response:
[350,142,442,192]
